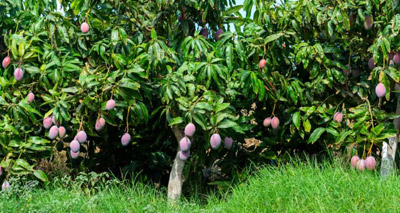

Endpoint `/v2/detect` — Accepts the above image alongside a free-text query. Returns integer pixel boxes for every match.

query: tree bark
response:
[167,126,185,202]
[380,137,397,177]
[380,95,400,177]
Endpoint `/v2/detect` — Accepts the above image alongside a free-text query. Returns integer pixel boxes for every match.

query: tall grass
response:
[209,160,400,212]
[1,160,400,212]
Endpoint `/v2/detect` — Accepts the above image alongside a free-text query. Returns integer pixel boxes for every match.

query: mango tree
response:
[2,0,400,201]
[0,0,257,198]
[240,0,400,173]
[0,0,151,186]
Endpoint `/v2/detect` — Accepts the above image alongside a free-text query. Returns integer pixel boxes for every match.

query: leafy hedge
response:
[0,0,399,190]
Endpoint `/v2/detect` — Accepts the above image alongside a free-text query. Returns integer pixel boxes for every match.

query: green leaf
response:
[303,119,312,133]
[28,136,50,145]
[288,86,298,104]
[195,102,213,111]
[381,37,391,58]
[337,130,352,143]
[16,159,32,170]
[111,29,119,45]
[292,112,301,129]
[215,103,230,113]
[11,39,18,58]
[326,127,339,137]
[34,170,48,182]
[225,5,243,15]
[24,65,40,75]
[169,117,183,126]
[372,124,385,135]
[119,78,140,90]
[151,28,157,39]
[375,129,397,140]
[231,122,245,134]
[193,114,207,130]
[58,25,70,43]
[385,67,400,83]
[136,102,149,123]
[327,20,333,36]
[18,43,25,57]
[62,87,79,93]
[264,32,284,44]
[225,43,233,71]
[308,127,325,144]
[218,119,237,129]
[119,28,127,44]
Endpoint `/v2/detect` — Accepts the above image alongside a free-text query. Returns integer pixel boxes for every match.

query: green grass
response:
[210,160,400,212]
[2,161,400,212]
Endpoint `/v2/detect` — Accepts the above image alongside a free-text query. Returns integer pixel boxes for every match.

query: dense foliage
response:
[1,0,400,194]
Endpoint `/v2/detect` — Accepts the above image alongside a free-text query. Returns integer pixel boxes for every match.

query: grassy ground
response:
[1,161,400,212]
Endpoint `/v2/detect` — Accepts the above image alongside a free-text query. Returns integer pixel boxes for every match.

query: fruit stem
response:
[378,97,382,109]
[365,99,375,129]
[263,45,266,60]
[79,121,83,131]
[126,104,131,132]
[271,101,277,116]
[362,143,366,159]
[264,78,275,91]
[85,8,91,19]
[368,141,374,155]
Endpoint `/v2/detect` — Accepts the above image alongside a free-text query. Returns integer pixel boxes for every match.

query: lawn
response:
[1,161,399,212]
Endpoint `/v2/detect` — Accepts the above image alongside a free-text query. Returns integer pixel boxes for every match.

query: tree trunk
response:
[380,137,397,177]
[380,95,400,177]
[167,126,185,202]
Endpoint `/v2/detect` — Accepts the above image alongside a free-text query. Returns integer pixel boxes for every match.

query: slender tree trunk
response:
[168,126,185,202]
[380,95,400,177]
[380,137,397,177]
